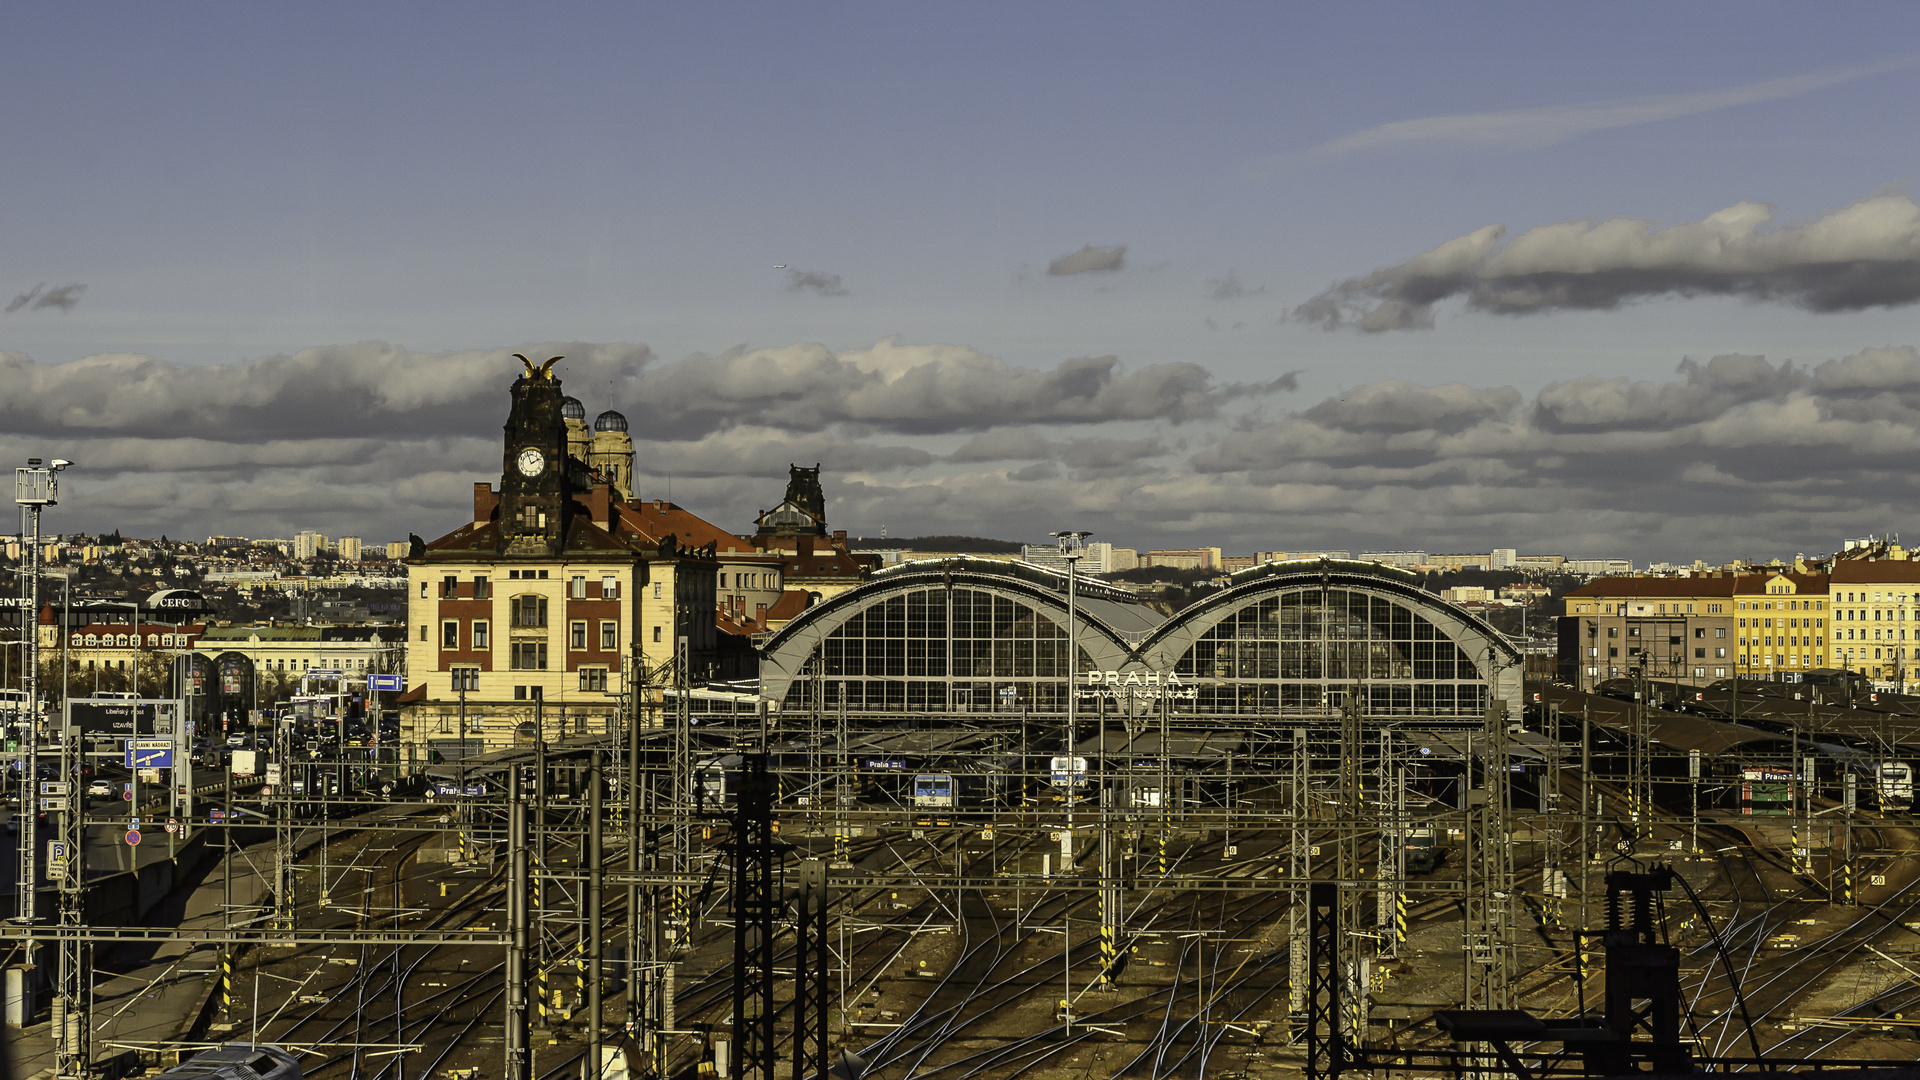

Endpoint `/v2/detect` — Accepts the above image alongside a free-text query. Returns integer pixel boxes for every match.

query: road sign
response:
[38,782,68,796]
[126,745,173,769]
[125,830,141,846]
[165,819,178,835]
[368,674,403,692]
[308,669,343,679]
[122,784,133,801]
[266,764,283,785]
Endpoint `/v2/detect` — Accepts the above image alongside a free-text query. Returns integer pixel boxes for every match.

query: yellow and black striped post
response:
[1791,823,1802,875]
[1844,860,1855,904]
[1098,922,1117,986]
[218,950,232,1018]
[1394,890,1408,946]
[1576,925,1589,993]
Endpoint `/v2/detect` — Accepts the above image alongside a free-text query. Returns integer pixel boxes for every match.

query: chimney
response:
[473,483,499,524]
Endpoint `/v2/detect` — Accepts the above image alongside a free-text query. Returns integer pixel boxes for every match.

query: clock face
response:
[515,447,546,477]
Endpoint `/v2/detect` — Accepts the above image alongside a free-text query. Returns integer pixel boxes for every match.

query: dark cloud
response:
[0,342,656,441]
[33,334,1920,566]
[785,269,848,296]
[1297,193,1920,331]
[5,283,87,313]
[1048,245,1126,276]
[622,338,1290,438]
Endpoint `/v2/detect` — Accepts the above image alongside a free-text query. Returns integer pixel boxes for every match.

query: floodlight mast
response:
[1050,529,1090,1034]
[13,459,68,930]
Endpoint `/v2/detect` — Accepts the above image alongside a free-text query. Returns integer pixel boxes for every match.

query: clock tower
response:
[498,355,570,555]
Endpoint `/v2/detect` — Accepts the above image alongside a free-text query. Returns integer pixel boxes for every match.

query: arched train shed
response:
[759,558,1523,724]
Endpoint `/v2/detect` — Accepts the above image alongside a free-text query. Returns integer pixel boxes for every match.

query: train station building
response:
[758,556,1524,725]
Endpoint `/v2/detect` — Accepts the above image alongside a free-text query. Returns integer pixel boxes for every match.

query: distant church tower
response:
[590,410,634,500]
[562,395,592,468]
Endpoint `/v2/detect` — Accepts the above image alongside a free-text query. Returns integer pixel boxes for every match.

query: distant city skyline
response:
[4,5,1920,562]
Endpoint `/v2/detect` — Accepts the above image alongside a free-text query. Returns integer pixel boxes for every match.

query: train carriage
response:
[155,1044,302,1080]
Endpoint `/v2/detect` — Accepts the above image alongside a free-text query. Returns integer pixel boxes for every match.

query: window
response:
[420,580,429,598]
[1694,648,1705,658]
[539,570,549,579]
[473,621,490,649]
[718,572,728,588]
[514,685,527,700]
[420,625,428,642]
[451,668,479,692]
[1694,627,1706,638]
[511,596,548,628]
[570,620,588,650]
[1715,648,1726,658]
[510,642,548,670]
[653,626,662,643]
[442,621,460,649]
[1607,627,1618,638]
[653,582,663,599]
[600,621,617,650]
[510,570,520,580]
[474,575,489,599]
[443,575,458,598]
[602,575,618,598]
[570,575,586,599]
[580,667,608,692]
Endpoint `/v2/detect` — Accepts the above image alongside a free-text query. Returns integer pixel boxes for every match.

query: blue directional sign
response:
[126,744,173,769]
[367,674,403,692]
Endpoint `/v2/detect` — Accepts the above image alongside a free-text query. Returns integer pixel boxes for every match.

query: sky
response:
[6,3,1920,565]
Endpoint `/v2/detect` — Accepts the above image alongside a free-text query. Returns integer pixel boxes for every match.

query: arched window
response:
[1169,589,1488,716]
[783,586,1095,713]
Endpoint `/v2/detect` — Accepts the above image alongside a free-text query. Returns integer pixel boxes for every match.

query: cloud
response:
[6,283,88,313]
[785,269,848,296]
[0,342,655,440]
[1303,55,1918,159]
[1048,245,1126,276]
[33,284,86,311]
[32,334,1920,567]
[1206,269,1266,300]
[946,428,1172,472]
[621,337,1290,438]
[1296,192,1920,331]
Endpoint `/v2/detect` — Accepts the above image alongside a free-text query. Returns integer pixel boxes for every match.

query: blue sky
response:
[6,4,1920,563]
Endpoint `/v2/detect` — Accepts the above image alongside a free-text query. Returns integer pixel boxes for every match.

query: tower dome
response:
[561,396,586,421]
[594,410,628,433]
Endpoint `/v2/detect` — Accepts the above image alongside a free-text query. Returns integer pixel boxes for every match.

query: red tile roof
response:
[1830,561,1920,584]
